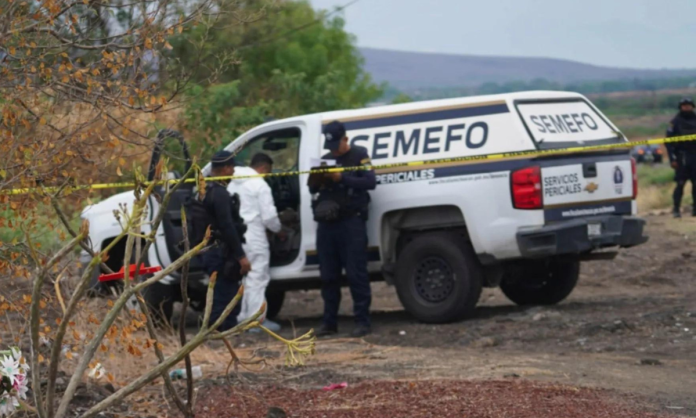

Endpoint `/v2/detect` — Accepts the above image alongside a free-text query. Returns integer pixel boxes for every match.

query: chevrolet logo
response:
[585,182,599,193]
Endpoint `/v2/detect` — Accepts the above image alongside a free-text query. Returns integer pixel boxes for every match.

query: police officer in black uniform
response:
[202,151,251,330]
[666,98,696,218]
[308,121,377,338]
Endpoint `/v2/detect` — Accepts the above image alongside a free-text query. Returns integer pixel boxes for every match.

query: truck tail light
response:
[631,157,638,199]
[511,166,542,209]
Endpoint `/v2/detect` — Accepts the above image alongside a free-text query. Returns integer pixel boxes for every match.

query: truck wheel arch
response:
[379,205,501,287]
[379,205,468,277]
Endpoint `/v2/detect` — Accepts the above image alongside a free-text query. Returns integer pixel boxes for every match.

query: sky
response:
[309,0,696,70]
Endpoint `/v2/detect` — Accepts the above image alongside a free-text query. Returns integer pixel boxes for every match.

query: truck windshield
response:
[515,99,624,150]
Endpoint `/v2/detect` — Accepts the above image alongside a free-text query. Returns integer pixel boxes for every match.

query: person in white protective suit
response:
[228,153,285,332]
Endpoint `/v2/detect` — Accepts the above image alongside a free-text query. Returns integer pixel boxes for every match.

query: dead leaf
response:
[127,344,142,357]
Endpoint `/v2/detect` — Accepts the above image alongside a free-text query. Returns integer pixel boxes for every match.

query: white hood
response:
[232,166,258,184]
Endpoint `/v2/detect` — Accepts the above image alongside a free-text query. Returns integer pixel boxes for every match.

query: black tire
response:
[500,259,580,306]
[394,232,483,323]
[143,281,179,327]
[265,290,286,320]
[86,263,124,298]
[85,266,106,297]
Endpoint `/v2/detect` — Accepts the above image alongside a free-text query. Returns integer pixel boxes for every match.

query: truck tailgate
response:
[541,158,633,222]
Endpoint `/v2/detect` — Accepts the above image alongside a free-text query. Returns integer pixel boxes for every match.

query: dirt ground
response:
[23,213,692,417]
[194,380,674,418]
[186,214,696,417]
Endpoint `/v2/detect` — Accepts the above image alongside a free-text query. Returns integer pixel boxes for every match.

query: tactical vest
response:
[184,184,246,247]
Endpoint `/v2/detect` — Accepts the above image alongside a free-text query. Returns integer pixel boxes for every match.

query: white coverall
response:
[228,166,281,322]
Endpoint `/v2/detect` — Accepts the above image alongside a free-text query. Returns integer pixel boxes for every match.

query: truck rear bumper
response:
[517,215,648,258]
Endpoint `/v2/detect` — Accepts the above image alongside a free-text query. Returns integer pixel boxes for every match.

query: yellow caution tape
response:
[3,134,696,196]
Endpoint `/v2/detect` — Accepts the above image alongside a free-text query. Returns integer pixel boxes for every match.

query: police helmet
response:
[679,97,695,108]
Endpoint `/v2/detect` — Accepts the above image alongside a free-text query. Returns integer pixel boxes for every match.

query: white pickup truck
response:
[81,91,648,323]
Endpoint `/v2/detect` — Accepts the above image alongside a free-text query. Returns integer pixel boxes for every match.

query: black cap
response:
[323,121,346,151]
[210,150,236,169]
[679,97,695,108]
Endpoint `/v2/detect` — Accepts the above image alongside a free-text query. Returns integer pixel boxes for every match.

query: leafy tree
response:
[0,0,244,202]
[0,2,321,418]
[174,0,384,156]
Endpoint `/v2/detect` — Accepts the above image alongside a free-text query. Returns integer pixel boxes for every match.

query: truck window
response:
[234,128,301,171]
[515,99,623,150]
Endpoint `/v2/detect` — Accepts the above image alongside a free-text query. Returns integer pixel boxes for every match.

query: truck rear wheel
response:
[500,259,580,306]
[395,232,483,323]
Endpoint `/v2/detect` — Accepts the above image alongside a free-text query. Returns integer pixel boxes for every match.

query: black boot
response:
[673,180,685,218]
[315,324,338,337]
[350,325,372,338]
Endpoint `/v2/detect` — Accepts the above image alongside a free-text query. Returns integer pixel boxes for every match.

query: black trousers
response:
[673,157,696,210]
[203,247,242,331]
[317,216,372,328]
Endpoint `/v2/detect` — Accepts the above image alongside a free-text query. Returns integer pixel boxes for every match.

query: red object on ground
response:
[322,382,348,391]
[98,264,162,282]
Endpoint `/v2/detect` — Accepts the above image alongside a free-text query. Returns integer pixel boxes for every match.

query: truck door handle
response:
[582,163,597,178]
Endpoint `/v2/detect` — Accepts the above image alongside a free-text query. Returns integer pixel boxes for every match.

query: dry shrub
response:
[1,163,315,418]
[638,183,692,212]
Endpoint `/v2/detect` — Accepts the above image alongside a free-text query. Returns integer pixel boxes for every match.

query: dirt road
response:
[208,214,696,417]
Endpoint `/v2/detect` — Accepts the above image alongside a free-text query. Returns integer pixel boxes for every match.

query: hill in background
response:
[358,48,696,140]
[360,48,696,93]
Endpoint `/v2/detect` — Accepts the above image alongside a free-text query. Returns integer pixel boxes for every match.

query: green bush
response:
[637,164,675,186]
[0,206,81,254]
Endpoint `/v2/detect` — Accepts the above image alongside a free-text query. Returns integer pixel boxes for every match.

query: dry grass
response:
[637,185,673,212]
[637,183,692,213]
[613,114,670,140]
[61,297,229,386]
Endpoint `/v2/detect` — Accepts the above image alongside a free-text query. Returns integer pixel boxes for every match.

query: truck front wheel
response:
[143,282,180,327]
[500,259,580,306]
[395,232,483,323]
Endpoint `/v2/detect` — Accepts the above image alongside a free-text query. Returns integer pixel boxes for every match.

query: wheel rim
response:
[414,256,455,303]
